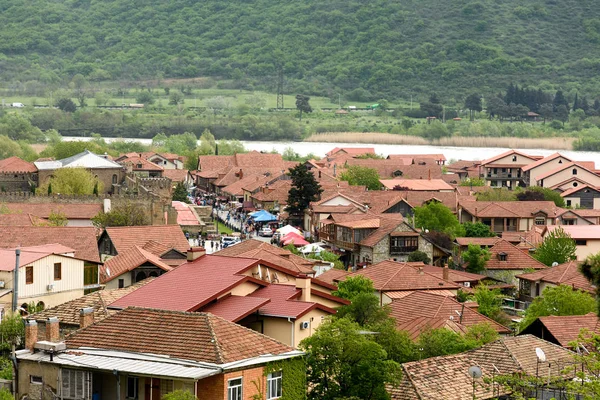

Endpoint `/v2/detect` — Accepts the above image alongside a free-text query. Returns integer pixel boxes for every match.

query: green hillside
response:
[2,0,600,100]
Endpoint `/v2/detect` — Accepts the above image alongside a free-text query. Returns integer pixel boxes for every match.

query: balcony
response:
[390,246,418,255]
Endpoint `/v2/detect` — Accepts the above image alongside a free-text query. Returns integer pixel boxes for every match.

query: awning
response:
[390,232,420,237]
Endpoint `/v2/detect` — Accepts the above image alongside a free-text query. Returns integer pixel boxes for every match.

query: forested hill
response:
[2,0,600,99]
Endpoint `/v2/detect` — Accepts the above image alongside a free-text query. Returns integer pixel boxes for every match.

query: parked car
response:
[258,227,274,237]
[221,236,241,248]
[11,102,24,108]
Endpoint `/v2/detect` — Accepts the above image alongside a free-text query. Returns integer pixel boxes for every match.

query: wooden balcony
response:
[390,246,419,255]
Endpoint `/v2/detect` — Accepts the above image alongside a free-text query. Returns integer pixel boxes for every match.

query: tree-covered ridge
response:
[2,0,600,97]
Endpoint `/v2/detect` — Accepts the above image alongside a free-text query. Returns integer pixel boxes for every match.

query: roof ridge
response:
[205,314,226,364]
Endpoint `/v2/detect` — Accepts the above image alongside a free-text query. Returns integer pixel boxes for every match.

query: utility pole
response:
[12,248,20,312]
[276,68,284,109]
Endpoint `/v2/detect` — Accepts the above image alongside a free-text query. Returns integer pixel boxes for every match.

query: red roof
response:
[380,178,454,191]
[516,260,594,292]
[485,240,547,270]
[534,161,598,181]
[523,313,600,347]
[326,147,375,157]
[521,153,571,172]
[0,244,77,270]
[105,225,189,254]
[101,245,173,283]
[247,284,336,318]
[480,150,541,166]
[171,201,200,226]
[0,213,46,226]
[2,203,102,219]
[0,156,37,173]
[201,295,271,322]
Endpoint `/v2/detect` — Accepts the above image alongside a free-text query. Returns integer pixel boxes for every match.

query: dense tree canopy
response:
[413,202,464,237]
[339,165,381,190]
[534,227,577,266]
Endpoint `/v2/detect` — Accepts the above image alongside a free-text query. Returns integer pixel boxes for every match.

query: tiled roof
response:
[455,237,500,246]
[101,246,173,283]
[312,204,359,214]
[523,313,600,347]
[109,255,263,311]
[198,155,235,172]
[171,201,200,226]
[251,183,291,205]
[480,149,540,166]
[0,226,100,263]
[0,244,77,270]
[0,213,46,226]
[247,284,336,318]
[316,268,351,285]
[201,295,271,322]
[336,218,380,229]
[390,291,511,339]
[535,161,598,181]
[421,266,488,283]
[344,260,460,291]
[484,240,547,270]
[119,156,164,171]
[234,151,285,168]
[521,152,571,172]
[371,190,459,213]
[223,173,272,197]
[343,158,443,179]
[391,335,573,400]
[65,307,293,364]
[326,147,375,156]
[162,169,190,183]
[380,178,454,191]
[545,224,600,240]
[501,225,544,247]
[105,225,189,254]
[516,261,594,292]
[2,203,102,219]
[560,184,600,197]
[359,217,406,247]
[31,278,154,326]
[0,156,37,173]
[459,200,560,218]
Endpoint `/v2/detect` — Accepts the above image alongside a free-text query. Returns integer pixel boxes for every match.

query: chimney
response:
[443,263,449,281]
[238,169,244,179]
[295,275,311,302]
[428,169,431,180]
[80,307,94,329]
[25,320,38,352]
[46,317,60,343]
[187,246,206,261]
[333,164,337,177]
[103,198,112,213]
[418,267,424,275]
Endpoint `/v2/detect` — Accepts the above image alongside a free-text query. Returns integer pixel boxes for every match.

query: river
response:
[62,137,600,162]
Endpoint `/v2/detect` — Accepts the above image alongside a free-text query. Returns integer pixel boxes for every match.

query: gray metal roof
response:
[17,348,221,380]
[34,150,122,170]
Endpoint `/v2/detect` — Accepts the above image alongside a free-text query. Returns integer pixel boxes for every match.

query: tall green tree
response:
[413,202,464,237]
[172,182,190,203]
[286,164,323,224]
[37,168,103,195]
[339,165,381,190]
[462,221,495,237]
[533,226,577,266]
[295,94,312,121]
[464,93,482,121]
[462,244,491,274]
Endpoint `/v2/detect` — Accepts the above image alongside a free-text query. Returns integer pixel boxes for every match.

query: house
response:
[0,156,38,191]
[379,178,455,192]
[162,169,194,190]
[343,158,443,179]
[543,225,600,260]
[338,261,460,305]
[0,202,103,227]
[325,147,375,157]
[371,190,459,216]
[535,162,600,189]
[250,180,291,211]
[34,150,125,194]
[519,313,600,348]
[0,244,97,313]
[108,251,347,347]
[446,160,481,180]
[387,153,447,165]
[516,261,594,301]
[558,208,600,225]
[458,200,560,233]
[473,239,546,285]
[479,149,542,189]
[389,335,574,400]
[454,237,500,254]
[560,184,600,209]
[390,291,511,339]
[17,307,303,400]
[98,225,189,261]
[115,152,185,170]
[29,278,154,339]
[118,155,164,178]
[521,152,573,186]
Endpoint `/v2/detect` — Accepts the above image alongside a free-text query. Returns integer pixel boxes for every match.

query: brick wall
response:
[196,367,265,399]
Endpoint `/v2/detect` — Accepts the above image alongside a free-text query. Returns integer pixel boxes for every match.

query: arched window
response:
[36,301,45,311]
[135,271,146,282]
[112,174,118,184]
[573,168,578,175]
[149,271,159,278]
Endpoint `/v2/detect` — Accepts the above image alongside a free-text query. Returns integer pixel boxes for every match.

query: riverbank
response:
[305,132,576,151]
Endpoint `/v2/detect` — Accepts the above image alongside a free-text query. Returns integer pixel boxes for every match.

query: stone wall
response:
[359,223,433,265]
[0,172,37,192]
[38,167,125,195]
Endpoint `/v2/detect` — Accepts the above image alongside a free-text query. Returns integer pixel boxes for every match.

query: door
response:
[144,378,160,400]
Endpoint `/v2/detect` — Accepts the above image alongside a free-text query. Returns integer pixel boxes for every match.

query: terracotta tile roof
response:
[0,244,78,270]
[545,225,600,239]
[0,156,37,173]
[0,226,100,263]
[0,213,46,226]
[560,184,600,198]
[390,291,511,339]
[162,169,190,183]
[343,158,443,179]
[535,161,598,181]
[516,260,594,292]
[337,218,381,229]
[395,315,469,340]
[421,265,488,283]
[385,289,459,300]
[480,149,540,166]
[312,204,359,214]
[31,278,155,326]
[316,268,350,285]
[521,152,571,172]
[344,260,460,291]
[65,307,293,364]
[380,178,454,191]
[105,225,189,254]
[109,255,264,311]
[500,225,544,247]
[234,151,285,168]
[391,335,573,400]
[171,201,200,226]
[484,240,547,270]
[241,174,279,193]
[371,190,458,213]
[118,156,163,172]
[459,200,560,219]
[223,173,272,197]
[455,237,500,247]
[523,313,600,347]
[326,147,375,156]
[215,167,285,188]
[389,153,447,162]
[446,160,481,172]
[201,295,271,322]
[251,182,292,205]
[198,155,235,172]
[565,208,600,218]
[140,240,172,256]
[101,246,173,283]
[2,203,102,219]
[248,284,336,318]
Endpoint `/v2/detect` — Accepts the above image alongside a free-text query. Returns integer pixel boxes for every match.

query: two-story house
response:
[535,162,600,190]
[520,152,573,186]
[479,150,542,189]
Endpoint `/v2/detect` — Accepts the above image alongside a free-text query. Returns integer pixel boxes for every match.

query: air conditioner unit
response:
[463,282,471,288]
[300,321,310,330]
[46,284,54,291]
[0,281,5,289]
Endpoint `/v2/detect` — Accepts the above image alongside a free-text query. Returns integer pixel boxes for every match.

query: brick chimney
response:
[418,267,424,275]
[25,320,38,352]
[79,307,94,328]
[443,263,449,281]
[295,275,311,302]
[187,247,206,261]
[238,169,244,179]
[45,317,60,343]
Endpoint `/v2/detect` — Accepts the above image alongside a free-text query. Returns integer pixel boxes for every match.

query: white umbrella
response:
[276,224,302,236]
[299,243,325,254]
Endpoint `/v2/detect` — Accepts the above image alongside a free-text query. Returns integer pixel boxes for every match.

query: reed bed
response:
[305,132,575,150]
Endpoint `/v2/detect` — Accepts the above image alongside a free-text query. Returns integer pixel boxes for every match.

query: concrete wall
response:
[17,359,61,400]
[527,156,572,186]
[540,167,600,188]
[572,239,600,260]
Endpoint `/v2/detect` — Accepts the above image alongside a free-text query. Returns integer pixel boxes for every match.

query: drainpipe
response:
[12,248,20,312]
[113,370,120,400]
[287,317,295,347]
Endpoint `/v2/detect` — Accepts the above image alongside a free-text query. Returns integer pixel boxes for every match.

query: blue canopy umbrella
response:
[251,210,277,222]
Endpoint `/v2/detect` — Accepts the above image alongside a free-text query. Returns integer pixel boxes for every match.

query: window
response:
[54,263,62,281]
[390,236,418,254]
[30,375,43,384]
[61,369,92,399]
[576,240,588,246]
[566,200,572,207]
[535,217,545,225]
[228,378,243,400]
[573,168,578,175]
[25,266,33,284]
[573,182,579,187]
[118,279,125,289]
[84,263,99,287]
[126,376,138,399]
[498,253,507,261]
[512,155,517,162]
[267,371,283,399]
[112,174,118,184]
[559,159,563,164]
[160,379,173,397]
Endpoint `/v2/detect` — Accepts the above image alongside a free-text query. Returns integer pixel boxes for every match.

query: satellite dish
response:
[468,366,482,379]
[552,262,559,267]
[535,347,546,362]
